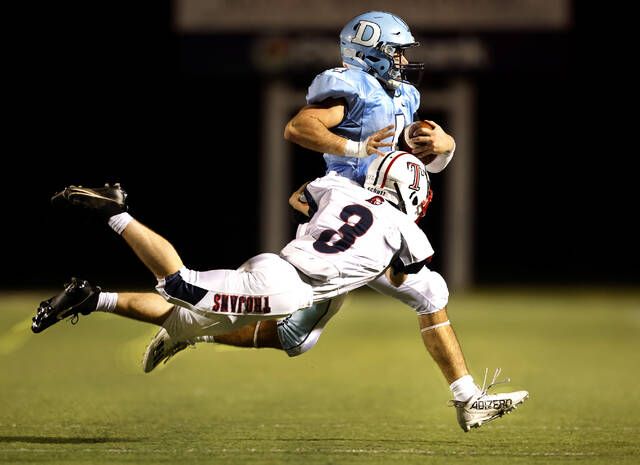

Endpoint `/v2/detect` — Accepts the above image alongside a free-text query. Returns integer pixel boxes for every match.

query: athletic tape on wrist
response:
[344,139,369,158]
[108,212,133,235]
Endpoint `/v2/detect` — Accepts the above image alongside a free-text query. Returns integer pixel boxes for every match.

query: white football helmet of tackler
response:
[364,150,432,222]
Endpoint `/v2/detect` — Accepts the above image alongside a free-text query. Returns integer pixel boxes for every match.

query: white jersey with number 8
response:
[280,172,433,302]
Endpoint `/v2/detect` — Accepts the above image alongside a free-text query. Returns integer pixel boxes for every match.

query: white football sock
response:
[96,292,118,313]
[450,375,481,402]
[108,212,133,235]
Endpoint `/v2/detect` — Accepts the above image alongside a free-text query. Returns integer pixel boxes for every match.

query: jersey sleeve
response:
[303,175,335,216]
[307,69,361,108]
[303,174,361,217]
[392,221,434,274]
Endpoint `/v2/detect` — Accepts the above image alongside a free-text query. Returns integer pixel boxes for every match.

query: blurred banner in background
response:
[175,0,571,31]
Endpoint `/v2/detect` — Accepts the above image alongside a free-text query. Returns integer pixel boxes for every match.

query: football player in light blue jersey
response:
[305,65,419,184]
[285,10,456,184]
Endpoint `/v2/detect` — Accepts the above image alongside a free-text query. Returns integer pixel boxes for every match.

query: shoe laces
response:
[450,368,512,407]
[479,367,511,396]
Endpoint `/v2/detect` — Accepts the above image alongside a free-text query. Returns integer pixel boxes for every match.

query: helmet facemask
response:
[378,43,424,89]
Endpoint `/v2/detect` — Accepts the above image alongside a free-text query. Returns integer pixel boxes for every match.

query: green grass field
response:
[1,288,639,464]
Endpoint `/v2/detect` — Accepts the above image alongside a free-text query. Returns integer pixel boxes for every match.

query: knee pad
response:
[414,270,449,314]
[368,268,449,315]
[393,269,449,314]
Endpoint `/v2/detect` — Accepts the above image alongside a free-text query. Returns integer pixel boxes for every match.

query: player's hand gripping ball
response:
[399,120,434,151]
[398,120,437,165]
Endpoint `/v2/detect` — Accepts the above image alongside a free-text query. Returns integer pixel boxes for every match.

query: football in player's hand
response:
[398,120,435,152]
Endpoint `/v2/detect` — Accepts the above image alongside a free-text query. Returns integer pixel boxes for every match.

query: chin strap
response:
[393,182,407,214]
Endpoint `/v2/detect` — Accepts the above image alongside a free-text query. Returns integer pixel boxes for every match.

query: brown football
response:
[398,120,435,151]
[398,121,437,164]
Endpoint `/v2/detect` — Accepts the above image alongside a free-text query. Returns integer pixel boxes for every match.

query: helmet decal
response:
[406,162,422,190]
[351,21,381,47]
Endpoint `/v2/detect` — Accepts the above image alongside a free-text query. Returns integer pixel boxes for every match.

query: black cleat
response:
[32,278,101,333]
[51,183,128,218]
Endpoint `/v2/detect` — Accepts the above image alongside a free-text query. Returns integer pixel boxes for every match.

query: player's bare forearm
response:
[285,115,350,155]
[285,100,394,158]
[288,182,310,217]
[285,100,349,156]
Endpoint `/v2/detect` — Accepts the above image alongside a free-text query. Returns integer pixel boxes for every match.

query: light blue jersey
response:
[306,67,420,185]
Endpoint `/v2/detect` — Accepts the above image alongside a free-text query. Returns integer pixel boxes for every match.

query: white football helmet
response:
[364,151,432,222]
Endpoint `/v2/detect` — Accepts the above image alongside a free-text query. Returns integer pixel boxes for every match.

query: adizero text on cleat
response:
[452,368,529,432]
[454,390,529,432]
[32,278,100,333]
[51,183,128,217]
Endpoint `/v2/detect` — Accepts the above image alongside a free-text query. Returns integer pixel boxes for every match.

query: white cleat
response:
[452,368,529,432]
[142,328,195,373]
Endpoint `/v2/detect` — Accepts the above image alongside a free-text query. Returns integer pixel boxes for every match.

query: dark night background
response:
[3,1,637,292]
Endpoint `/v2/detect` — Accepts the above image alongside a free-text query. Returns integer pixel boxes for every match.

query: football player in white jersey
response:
[33,152,433,342]
[34,151,527,432]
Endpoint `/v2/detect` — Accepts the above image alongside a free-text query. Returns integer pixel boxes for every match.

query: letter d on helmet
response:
[351,21,381,47]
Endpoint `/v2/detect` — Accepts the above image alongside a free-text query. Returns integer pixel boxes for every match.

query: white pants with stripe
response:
[155,253,314,340]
